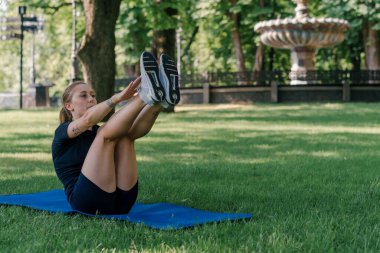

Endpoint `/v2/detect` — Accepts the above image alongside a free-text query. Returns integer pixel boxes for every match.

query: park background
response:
[0,0,380,252]
[0,0,379,100]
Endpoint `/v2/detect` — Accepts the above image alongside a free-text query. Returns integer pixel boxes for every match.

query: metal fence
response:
[180,70,380,87]
[115,70,380,90]
[180,71,285,87]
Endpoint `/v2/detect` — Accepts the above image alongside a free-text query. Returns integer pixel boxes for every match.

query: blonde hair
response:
[59,81,87,123]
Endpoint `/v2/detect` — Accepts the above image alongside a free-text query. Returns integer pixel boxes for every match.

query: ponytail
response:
[59,107,73,123]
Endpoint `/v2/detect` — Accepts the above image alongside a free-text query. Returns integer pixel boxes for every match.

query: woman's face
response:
[65,83,97,120]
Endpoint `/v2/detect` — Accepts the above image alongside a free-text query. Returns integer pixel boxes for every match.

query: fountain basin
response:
[254,17,350,49]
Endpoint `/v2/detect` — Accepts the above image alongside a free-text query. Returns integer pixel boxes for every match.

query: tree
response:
[362,0,379,70]
[151,2,177,59]
[116,1,151,78]
[2,0,377,96]
[227,0,246,74]
[253,0,266,71]
[77,0,121,104]
[317,0,380,70]
[0,0,83,93]
[151,0,178,112]
[15,0,122,101]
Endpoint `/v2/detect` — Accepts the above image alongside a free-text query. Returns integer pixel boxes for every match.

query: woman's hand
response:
[113,76,142,103]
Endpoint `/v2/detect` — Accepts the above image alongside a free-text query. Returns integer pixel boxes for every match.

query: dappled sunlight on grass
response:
[253,144,277,150]
[275,150,307,156]
[241,124,380,134]
[174,103,380,127]
[0,129,54,139]
[0,170,55,181]
[136,155,156,162]
[182,145,205,151]
[238,157,273,165]
[273,150,341,158]
[310,151,341,158]
[0,152,51,162]
[174,122,380,135]
[1,104,380,252]
[176,104,250,112]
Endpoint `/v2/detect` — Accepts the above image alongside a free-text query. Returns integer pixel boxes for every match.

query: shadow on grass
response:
[2,105,380,221]
[174,103,380,126]
[0,132,53,153]
[1,175,61,194]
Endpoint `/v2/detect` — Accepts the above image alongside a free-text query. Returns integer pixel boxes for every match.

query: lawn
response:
[0,103,379,252]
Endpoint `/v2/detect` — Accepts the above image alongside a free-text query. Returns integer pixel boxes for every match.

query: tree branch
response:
[181,26,198,60]
[32,1,82,15]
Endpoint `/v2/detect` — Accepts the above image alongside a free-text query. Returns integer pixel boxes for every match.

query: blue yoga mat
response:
[0,190,252,230]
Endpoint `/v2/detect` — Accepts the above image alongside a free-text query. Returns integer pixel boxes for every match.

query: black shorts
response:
[68,172,138,215]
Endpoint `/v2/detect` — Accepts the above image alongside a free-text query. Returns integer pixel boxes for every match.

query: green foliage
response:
[0,40,19,91]
[115,1,151,76]
[315,0,380,70]
[0,0,86,94]
[1,104,380,252]
[0,0,376,93]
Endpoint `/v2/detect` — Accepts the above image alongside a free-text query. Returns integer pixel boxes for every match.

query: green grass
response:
[1,103,380,252]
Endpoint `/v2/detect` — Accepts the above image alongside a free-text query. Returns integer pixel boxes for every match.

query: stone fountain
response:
[254,0,350,85]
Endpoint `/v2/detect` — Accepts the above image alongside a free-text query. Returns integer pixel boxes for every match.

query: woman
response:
[52,52,180,214]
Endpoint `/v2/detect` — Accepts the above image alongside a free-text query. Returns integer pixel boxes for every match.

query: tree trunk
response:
[181,26,199,60]
[77,0,121,105]
[152,2,177,112]
[254,43,264,71]
[253,0,265,72]
[152,29,176,60]
[253,43,264,84]
[229,0,246,75]
[269,47,274,71]
[153,29,176,112]
[227,0,247,85]
[124,64,136,77]
[349,47,361,71]
[363,21,380,70]
[231,29,246,73]
[152,0,177,59]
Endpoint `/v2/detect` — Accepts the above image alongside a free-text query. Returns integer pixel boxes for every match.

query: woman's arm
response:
[67,77,141,138]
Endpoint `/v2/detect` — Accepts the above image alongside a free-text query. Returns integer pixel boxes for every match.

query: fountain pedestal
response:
[290,47,316,85]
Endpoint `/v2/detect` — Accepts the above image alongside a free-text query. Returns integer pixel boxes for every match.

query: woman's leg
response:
[128,103,162,140]
[80,96,147,193]
[104,104,162,213]
[114,103,162,191]
[114,137,137,191]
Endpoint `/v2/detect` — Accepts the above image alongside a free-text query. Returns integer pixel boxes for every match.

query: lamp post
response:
[176,26,181,76]
[18,6,26,109]
[71,0,79,81]
[1,6,43,109]
[176,22,182,87]
[30,27,36,86]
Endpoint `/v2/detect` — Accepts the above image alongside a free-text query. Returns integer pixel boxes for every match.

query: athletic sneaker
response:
[159,54,180,105]
[138,51,164,105]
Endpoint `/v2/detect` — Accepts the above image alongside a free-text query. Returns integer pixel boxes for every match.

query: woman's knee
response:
[115,136,135,149]
[127,128,147,141]
[98,124,136,142]
[96,127,120,143]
